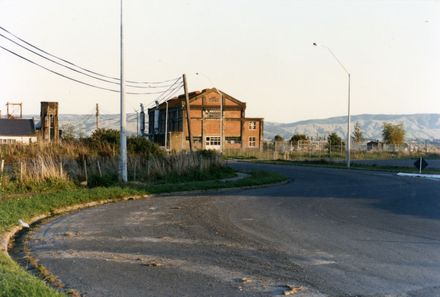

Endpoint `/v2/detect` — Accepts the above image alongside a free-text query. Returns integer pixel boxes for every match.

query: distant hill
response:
[27,113,140,137]
[265,114,440,141]
[25,113,440,141]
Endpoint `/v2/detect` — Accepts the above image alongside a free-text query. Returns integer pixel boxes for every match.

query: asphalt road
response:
[22,162,440,297]
[349,159,440,170]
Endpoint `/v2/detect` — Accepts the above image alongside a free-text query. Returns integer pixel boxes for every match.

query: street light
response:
[119,0,128,182]
[313,42,351,168]
[195,72,223,152]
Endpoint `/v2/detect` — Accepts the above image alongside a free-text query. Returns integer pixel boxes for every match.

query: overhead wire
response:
[0,45,180,95]
[0,26,179,86]
[0,32,177,89]
[146,80,184,108]
[153,78,184,103]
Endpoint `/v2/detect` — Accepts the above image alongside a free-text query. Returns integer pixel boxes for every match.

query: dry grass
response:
[0,142,224,193]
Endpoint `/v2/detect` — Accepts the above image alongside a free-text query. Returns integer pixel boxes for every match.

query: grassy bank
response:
[252,159,440,174]
[0,170,286,297]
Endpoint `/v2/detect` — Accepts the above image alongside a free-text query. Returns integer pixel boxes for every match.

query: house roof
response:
[0,119,36,136]
[148,88,246,111]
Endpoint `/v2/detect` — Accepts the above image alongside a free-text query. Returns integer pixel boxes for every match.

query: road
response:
[350,158,440,170]
[22,162,440,297]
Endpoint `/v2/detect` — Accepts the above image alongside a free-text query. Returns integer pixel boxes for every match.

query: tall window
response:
[249,121,256,130]
[249,136,256,147]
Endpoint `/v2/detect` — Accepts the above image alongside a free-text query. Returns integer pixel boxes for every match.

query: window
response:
[249,136,256,147]
[205,136,221,146]
[226,136,241,144]
[249,121,256,130]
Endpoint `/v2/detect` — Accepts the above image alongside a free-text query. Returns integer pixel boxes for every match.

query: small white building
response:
[0,119,38,144]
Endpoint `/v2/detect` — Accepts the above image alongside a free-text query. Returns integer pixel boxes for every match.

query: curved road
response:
[23,162,440,297]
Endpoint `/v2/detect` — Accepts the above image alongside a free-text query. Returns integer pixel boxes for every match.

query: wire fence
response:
[224,140,440,161]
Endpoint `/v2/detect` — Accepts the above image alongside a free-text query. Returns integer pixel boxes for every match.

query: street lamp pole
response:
[165,100,168,150]
[313,42,351,168]
[119,0,128,181]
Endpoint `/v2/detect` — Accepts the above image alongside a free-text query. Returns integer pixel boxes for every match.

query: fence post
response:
[133,160,137,181]
[20,161,23,182]
[0,160,4,175]
[40,158,44,178]
[83,157,88,184]
[97,160,102,177]
[59,161,63,177]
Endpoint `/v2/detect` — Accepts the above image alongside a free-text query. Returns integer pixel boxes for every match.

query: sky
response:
[0,0,439,123]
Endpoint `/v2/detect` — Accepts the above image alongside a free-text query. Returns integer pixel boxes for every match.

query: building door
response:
[205,136,221,150]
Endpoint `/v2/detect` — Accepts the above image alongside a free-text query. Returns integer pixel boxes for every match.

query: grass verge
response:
[251,159,440,174]
[0,169,286,297]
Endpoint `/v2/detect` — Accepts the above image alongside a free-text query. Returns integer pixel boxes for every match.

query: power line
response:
[154,79,184,103]
[0,32,177,90]
[0,25,179,86]
[0,45,180,95]
[146,80,184,108]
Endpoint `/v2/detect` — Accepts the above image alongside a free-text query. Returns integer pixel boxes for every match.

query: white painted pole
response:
[347,73,351,168]
[165,101,168,150]
[220,90,223,153]
[119,0,128,182]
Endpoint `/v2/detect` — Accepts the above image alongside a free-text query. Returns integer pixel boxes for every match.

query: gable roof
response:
[0,119,36,136]
[149,88,246,111]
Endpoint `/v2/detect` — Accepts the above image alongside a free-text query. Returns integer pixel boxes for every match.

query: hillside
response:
[25,113,440,141]
[27,113,140,137]
[265,114,440,141]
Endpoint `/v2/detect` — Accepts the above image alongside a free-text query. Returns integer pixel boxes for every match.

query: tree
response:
[274,135,284,142]
[382,123,405,145]
[290,134,309,145]
[60,123,77,142]
[127,136,164,158]
[91,128,120,145]
[351,122,364,144]
[327,132,344,153]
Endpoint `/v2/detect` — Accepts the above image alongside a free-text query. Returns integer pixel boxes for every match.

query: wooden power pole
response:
[182,74,193,152]
[95,103,99,130]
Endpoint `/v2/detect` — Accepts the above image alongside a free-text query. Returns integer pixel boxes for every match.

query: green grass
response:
[0,169,286,297]
[252,159,440,174]
[0,254,64,297]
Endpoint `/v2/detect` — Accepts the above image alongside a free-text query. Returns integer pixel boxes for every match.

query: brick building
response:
[147,88,263,151]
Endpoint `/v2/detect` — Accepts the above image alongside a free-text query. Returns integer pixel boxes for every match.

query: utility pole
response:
[140,103,145,136]
[136,110,139,136]
[165,100,169,150]
[182,74,193,152]
[95,103,99,130]
[119,0,128,182]
[6,102,22,119]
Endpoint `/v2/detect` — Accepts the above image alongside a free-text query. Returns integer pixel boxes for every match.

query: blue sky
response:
[0,0,439,122]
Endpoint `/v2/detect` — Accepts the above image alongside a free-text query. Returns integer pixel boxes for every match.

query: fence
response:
[224,140,440,161]
[0,151,223,191]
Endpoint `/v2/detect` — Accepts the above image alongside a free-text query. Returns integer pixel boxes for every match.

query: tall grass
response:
[0,142,224,194]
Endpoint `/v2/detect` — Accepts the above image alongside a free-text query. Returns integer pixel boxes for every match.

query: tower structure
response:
[40,101,59,143]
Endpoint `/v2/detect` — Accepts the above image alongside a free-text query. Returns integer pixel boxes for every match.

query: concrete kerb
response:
[397,172,440,180]
[0,175,289,257]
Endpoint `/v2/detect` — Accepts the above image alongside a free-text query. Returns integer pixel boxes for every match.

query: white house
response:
[0,119,38,144]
